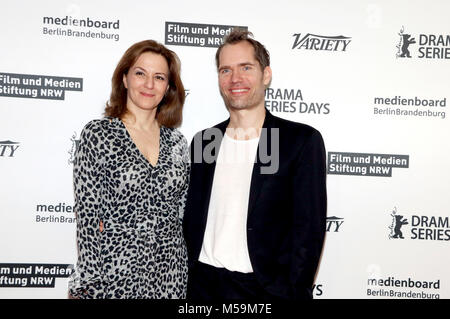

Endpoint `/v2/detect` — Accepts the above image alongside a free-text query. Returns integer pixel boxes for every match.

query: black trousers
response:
[186,261,282,300]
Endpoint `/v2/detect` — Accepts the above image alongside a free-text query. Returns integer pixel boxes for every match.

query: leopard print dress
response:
[68,117,189,299]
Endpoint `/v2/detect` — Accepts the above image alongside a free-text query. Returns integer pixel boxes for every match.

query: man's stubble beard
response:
[220,88,266,111]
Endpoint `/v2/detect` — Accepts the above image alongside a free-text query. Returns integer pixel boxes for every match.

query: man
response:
[183,30,327,300]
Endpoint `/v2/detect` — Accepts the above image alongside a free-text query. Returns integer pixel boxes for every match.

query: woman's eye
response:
[135,71,144,76]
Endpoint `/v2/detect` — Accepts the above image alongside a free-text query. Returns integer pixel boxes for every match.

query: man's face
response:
[218,41,271,111]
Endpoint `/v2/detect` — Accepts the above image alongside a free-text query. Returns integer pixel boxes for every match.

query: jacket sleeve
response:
[290,129,327,298]
[68,121,106,299]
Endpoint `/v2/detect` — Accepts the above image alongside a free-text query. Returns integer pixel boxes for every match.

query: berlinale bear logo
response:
[68,132,80,165]
[396,26,416,58]
[389,207,408,239]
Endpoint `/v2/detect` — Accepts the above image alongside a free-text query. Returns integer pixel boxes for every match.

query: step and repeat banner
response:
[1,0,449,299]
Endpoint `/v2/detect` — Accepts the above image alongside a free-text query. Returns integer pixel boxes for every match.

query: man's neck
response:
[226,105,266,140]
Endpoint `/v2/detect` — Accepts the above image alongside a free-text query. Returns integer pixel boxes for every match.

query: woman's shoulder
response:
[163,126,188,145]
[81,117,119,134]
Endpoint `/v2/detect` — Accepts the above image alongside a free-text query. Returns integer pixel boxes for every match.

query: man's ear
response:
[263,66,272,87]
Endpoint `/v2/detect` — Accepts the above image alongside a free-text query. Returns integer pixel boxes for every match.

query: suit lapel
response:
[247,110,274,216]
[199,110,275,221]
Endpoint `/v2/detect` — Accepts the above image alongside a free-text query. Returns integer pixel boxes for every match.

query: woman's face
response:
[123,51,169,113]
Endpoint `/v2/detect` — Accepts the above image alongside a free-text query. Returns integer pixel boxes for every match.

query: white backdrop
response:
[1,0,449,299]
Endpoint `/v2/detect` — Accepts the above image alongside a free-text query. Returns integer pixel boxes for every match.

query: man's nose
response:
[231,69,242,83]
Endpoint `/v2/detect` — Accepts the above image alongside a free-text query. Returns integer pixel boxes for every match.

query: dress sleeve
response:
[177,135,191,223]
[68,121,106,299]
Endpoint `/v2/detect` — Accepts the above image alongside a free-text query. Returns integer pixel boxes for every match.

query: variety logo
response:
[42,16,120,41]
[0,72,82,100]
[0,263,73,288]
[388,207,450,241]
[264,88,330,115]
[396,26,450,60]
[292,33,351,51]
[0,140,20,157]
[326,216,344,232]
[165,22,247,48]
[328,152,409,177]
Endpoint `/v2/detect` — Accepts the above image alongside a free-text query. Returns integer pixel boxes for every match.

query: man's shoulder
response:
[191,118,228,141]
[189,113,323,141]
[206,118,229,132]
[268,112,321,139]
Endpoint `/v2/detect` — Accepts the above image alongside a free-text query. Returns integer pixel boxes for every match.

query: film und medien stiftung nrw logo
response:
[165,22,247,48]
[0,72,82,100]
[292,33,351,51]
[42,16,120,41]
[327,152,409,177]
[0,140,20,157]
[264,88,330,115]
[396,26,450,60]
[388,207,450,241]
[0,263,73,288]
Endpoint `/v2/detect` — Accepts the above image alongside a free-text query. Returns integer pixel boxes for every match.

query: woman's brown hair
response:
[105,40,185,128]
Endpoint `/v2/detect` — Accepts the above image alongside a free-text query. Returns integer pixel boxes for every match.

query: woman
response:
[68,40,189,298]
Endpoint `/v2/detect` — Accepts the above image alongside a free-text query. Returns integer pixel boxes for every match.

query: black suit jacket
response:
[183,110,327,299]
